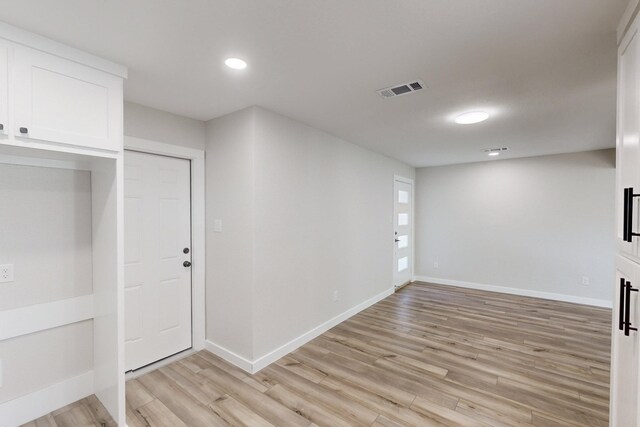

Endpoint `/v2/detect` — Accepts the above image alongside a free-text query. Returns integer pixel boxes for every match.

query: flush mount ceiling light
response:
[488,151,500,157]
[455,111,489,125]
[225,58,247,70]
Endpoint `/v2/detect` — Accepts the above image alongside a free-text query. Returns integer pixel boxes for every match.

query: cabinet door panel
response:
[611,256,640,426]
[12,44,122,152]
[0,41,7,136]
[617,22,640,259]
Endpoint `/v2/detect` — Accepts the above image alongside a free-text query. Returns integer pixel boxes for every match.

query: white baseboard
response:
[205,287,395,374]
[0,295,94,341]
[0,370,94,427]
[126,348,197,380]
[204,340,254,373]
[413,276,612,308]
[251,287,394,373]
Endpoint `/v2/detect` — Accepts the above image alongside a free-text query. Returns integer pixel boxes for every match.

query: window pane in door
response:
[398,213,409,226]
[397,235,408,249]
[398,256,408,272]
[398,190,409,204]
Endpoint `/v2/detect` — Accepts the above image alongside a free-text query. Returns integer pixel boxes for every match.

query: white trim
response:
[251,287,394,373]
[0,295,94,341]
[0,21,127,77]
[618,0,640,45]
[0,370,94,427]
[414,276,612,308]
[123,136,206,353]
[204,341,254,373]
[205,287,395,374]
[0,153,94,171]
[393,174,414,185]
[125,348,197,380]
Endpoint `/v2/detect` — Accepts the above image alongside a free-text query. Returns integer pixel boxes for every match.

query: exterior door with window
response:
[393,178,413,287]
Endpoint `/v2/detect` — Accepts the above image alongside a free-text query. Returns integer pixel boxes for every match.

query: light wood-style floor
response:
[23,283,612,426]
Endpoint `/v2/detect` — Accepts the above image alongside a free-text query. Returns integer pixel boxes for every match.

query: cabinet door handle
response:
[620,278,627,331]
[19,127,28,134]
[625,280,639,336]
[624,187,640,242]
[624,188,630,241]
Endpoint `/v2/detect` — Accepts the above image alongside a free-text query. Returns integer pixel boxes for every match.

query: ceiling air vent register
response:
[377,80,425,99]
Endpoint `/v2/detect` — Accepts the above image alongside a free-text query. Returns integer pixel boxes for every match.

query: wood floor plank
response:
[23,283,611,427]
[208,395,275,427]
[263,362,379,425]
[126,379,155,410]
[137,369,231,427]
[134,399,188,427]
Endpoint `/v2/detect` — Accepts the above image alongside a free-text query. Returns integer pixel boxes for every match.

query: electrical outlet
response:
[0,264,13,283]
[434,261,439,269]
[332,290,339,302]
[582,276,590,286]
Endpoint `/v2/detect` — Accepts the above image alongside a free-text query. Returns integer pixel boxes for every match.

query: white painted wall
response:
[252,107,414,359]
[124,101,205,150]
[0,164,94,403]
[205,107,256,360]
[205,106,414,364]
[0,321,93,403]
[0,164,93,310]
[415,149,616,304]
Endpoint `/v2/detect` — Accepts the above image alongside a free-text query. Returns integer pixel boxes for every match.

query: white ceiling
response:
[0,0,627,167]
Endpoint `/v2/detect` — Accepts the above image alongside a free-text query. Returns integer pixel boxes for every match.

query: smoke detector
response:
[377,80,425,99]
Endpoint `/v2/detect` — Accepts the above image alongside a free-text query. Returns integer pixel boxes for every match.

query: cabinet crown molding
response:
[619,0,640,45]
[0,21,127,78]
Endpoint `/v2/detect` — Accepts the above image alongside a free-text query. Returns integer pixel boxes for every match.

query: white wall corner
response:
[414,276,613,308]
[204,287,395,375]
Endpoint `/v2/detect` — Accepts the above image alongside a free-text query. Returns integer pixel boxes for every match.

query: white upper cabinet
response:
[12,45,123,153]
[0,22,126,157]
[0,41,8,137]
[617,14,640,260]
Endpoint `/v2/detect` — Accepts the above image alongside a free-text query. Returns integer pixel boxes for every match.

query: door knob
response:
[183,248,190,254]
[395,238,400,243]
[183,261,192,267]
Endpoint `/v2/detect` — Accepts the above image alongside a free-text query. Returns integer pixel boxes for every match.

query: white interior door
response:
[124,151,192,371]
[393,178,413,287]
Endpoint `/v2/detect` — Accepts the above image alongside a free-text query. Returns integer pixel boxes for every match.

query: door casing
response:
[123,136,205,376]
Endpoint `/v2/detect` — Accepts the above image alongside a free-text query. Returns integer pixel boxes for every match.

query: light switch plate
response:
[0,264,13,283]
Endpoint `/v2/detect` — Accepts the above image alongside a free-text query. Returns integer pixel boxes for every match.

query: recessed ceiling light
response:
[225,58,247,70]
[455,111,489,125]
[483,147,508,157]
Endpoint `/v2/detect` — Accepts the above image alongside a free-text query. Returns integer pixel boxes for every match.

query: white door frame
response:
[393,175,415,288]
[124,136,206,357]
